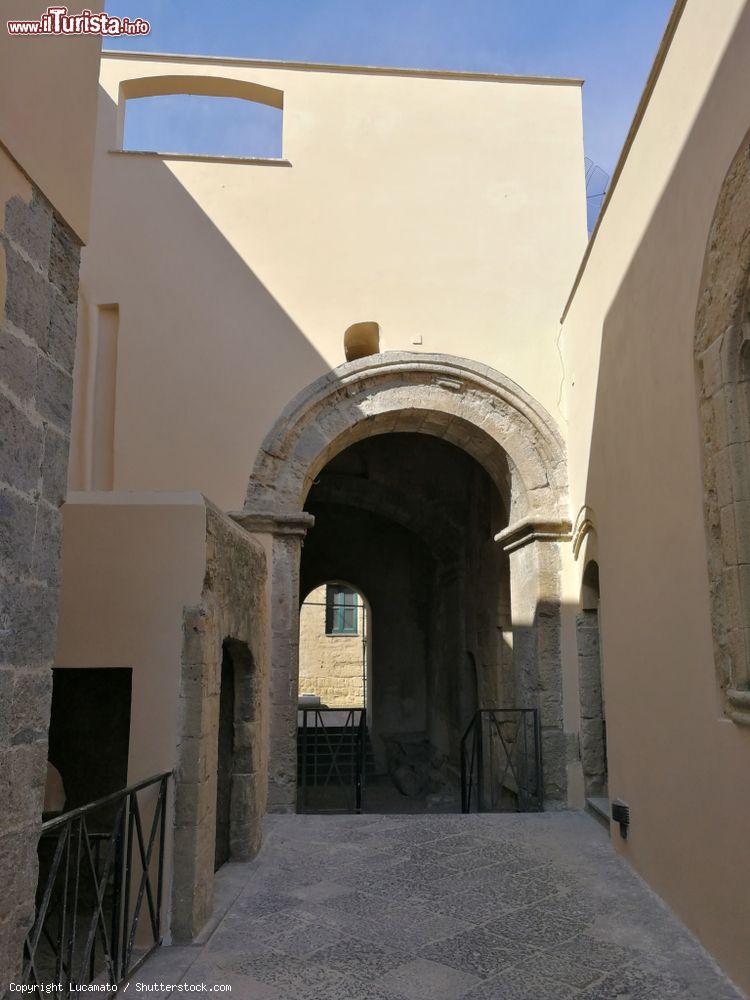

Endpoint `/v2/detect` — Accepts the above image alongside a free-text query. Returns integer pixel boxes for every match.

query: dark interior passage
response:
[577,561,608,803]
[300,432,513,810]
[215,643,235,871]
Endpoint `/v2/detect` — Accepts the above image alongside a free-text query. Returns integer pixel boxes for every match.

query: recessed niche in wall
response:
[344,321,380,361]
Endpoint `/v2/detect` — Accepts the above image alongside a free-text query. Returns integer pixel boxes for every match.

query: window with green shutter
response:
[325,584,358,635]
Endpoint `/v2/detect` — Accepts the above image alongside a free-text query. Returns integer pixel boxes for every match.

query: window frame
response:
[325,585,359,636]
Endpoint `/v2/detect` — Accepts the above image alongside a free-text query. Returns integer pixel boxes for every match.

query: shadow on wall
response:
[579,7,750,990]
[78,87,332,502]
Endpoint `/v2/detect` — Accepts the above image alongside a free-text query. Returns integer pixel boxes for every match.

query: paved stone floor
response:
[138,813,746,999]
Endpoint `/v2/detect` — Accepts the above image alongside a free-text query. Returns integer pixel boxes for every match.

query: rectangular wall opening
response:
[123,94,283,159]
[47,667,132,817]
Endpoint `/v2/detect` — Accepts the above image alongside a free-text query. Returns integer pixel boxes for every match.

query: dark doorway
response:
[48,667,132,816]
[215,642,235,871]
[577,561,608,801]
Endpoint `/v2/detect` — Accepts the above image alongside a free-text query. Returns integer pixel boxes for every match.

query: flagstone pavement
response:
[133,812,746,999]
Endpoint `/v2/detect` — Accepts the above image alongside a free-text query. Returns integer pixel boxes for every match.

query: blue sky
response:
[106,0,674,179]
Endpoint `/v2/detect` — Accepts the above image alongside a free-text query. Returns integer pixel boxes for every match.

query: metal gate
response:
[297,707,367,814]
[460,709,543,812]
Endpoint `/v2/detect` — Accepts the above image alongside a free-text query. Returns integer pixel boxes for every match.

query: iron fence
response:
[20,772,170,995]
[298,707,367,814]
[461,709,542,813]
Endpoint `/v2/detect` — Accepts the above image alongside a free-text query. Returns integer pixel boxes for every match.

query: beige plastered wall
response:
[73,55,587,508]
[0,1,103,242]
[299,586,365,706]
[56,493,208,784]
[560,0,750,990]
[56,491,270,941]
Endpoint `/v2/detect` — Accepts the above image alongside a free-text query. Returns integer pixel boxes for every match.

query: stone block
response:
[48,214,80,304]
[35,355,73,431]
[4,193,52,270]
[723,565,742,624]
[728,441,750,502]
[174,779,213,829]
[700,336,724,397]
[0,580,57,666]
[40,426,69,507]
[724,383,746,445]
[10,667,52,746]
[229,776,263,859]
[720,504,738,565]
[726,626,747,682]
[711,392,729,451]
[3,239,50,349]
[176,734,211,784]
[540,727,567,800]
[0,667,14,746]
[538,690,563,728]
[735,500,750,563]
[47,287,77,373]
[0,393,43,495]
[713,446,733,508]
[0,487,35,579]
[579,680,603,721]
[29,504,62,587]
[0,325,36,403]
[0,741,46,825]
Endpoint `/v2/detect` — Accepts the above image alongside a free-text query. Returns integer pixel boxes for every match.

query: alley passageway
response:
[137,814,743,999]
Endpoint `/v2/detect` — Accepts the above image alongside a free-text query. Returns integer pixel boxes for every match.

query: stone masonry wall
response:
[0,150,80,991]
[298,586,365,706]
[173,502,268,941]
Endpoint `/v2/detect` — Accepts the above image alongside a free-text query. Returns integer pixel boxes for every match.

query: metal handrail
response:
[21,772,171,996]
[39,772,171,831]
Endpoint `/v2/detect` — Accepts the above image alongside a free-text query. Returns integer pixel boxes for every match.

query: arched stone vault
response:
[308,473,466,565]
[233,353,573,810]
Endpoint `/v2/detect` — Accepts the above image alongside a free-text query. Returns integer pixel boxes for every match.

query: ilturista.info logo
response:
[7,6,150,35]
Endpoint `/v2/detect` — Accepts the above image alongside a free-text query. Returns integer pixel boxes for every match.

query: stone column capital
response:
[495,515,572,553]
[230,510,315,538]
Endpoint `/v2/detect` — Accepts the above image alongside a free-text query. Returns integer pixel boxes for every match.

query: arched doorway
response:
[297,582,371,812]
[299,582,370,714]
[300,433,511,811]
[233,353,572,812]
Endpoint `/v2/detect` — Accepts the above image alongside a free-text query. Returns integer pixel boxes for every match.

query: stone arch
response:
[244,352,568,522]
[695,129,750,725]
[234,353,572,810]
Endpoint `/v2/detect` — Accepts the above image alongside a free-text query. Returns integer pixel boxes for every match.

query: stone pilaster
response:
[496,517,571,804]
[231,512,314,814]
[173,503,268,941]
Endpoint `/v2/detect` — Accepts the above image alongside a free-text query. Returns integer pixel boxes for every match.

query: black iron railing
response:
[461,709,542,813]
[298,707,366,814]
[21,772,170,995]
